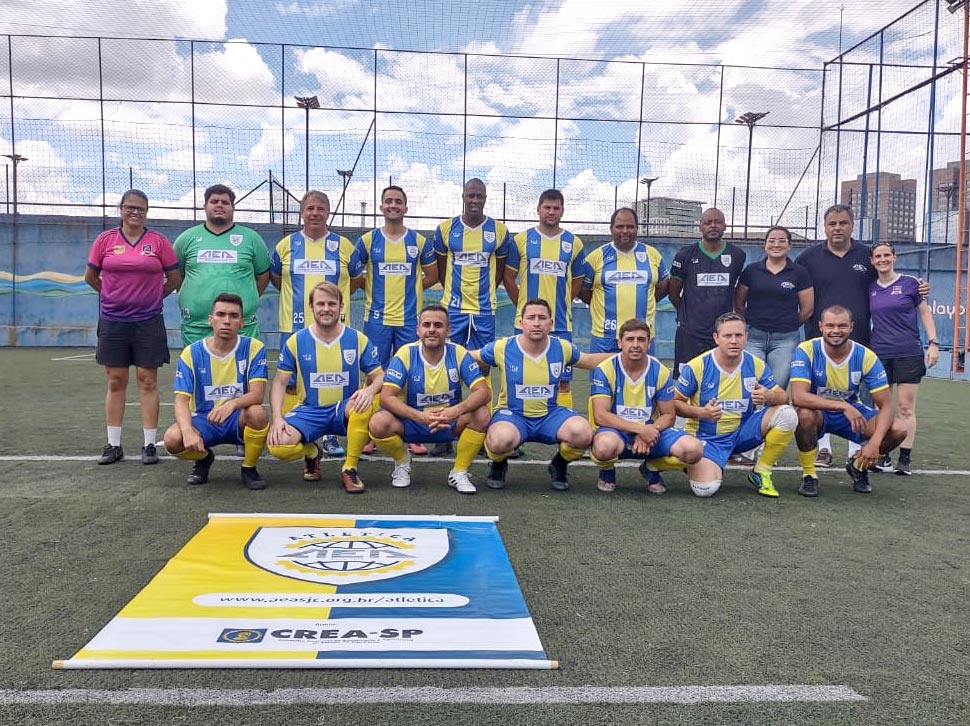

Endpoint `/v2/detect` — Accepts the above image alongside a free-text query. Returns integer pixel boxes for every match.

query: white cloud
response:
[154,150,213,172]
[248,124,295,174]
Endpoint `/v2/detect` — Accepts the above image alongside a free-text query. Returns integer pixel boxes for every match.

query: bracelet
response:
[927,340,939,346]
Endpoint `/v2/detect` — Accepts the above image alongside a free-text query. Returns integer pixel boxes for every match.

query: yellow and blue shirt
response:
[507,227,585,332]
[675,350,777,437]
[479,335,580,418]
[582,242,669,338]
[355,228,436,327]
[271,231,364,333]
[277,325,382,408]
[589,354,674,430]
[433,216,510,315]
[384,342,485,411]
[174,336,267,414]
[789,338,888,404]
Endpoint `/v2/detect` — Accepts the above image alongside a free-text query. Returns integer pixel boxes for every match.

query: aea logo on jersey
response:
[529,259,567,276]
[197,249,238,263]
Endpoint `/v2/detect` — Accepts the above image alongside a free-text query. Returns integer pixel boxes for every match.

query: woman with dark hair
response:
[868,241,939,475]
[84,190,181,465]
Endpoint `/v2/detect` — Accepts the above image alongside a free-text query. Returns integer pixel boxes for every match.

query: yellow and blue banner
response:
[54,513,556,669]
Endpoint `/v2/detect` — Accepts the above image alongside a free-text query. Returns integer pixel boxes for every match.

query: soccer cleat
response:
[141,443,159,465]
[430,441,454,457]
[639,461,667,494]
[407,442,429,455]
[303,445,322,482]
[798,475,819,497]
[98,444,124,465]
[240,466,266,491]
[341,468,365,493]
[448,469,477,494]
[845,457,872,493]
[186,449,215,485]
[362,440,376,455]
[548,453,570,491]
[596,478,616,493]
[390,455,412,488]
[871,453,893,473]
[815,448,833,467]
[486,460,508,489]
[319,435,345,457]
[748,470,780,498]
[895,459,912,476]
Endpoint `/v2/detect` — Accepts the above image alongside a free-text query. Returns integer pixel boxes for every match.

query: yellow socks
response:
[558,443,586,462]
[172,448,209,461]
[373,433,408,464]
[343,408,373,471]
[242,425,268,468]
[455,428,486,472]
[799,448,818,478]
[754,426,794,475]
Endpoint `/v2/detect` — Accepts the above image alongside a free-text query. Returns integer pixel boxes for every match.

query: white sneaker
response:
[390,454,412,488]
[448,469,477,494]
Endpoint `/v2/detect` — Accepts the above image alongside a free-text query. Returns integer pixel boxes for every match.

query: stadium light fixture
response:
[294,96,320,191]
[946,1,966,15]
[638,176,659,236]
[735,111,770,240]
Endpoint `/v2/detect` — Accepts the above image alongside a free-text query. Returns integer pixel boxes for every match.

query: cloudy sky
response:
[0,0,961,238]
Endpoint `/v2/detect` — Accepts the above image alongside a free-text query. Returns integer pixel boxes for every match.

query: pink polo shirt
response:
[87,228,178,321]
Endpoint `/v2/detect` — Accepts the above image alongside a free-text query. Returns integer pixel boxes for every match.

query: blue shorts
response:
[283,401,349,442]
[449,312,495,350]
[590,334,656,356]
[401,418,459,444]
[192,409,244,447]
[515,329,573,382]
[593,426,687,460]
[364,319,418,368]
[697,408,770,471]
[488,405,581,445]
[820,402,879,444]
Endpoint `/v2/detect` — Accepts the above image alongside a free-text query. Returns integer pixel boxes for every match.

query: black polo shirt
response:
[738,258,813,333]
[795,240,876,344]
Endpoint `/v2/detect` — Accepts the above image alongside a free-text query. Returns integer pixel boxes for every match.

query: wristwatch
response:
[927,339,939,346]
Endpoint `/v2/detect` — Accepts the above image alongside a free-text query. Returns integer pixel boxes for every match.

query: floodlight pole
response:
[294,96,320,192]
[337,169,353,226]
[736,111,769,240]
[940,181,958,244]
[3,153,27,342]
[639,176,658,236]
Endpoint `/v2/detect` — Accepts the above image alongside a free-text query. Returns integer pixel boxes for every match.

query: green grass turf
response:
[1,348,969,725]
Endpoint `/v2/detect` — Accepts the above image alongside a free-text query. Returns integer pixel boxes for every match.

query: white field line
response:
[0,453,965,476]
[49,352,97,361]
[0,685,866,706]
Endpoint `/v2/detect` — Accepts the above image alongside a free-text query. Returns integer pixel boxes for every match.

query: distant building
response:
[637,196,703,237]
[840,172,916,242]
[930,161,960,215]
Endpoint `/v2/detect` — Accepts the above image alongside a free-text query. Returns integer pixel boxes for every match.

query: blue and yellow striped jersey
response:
[675,350,777,437]
[276,325,382,408]
[433,216,510,315]
[479,335,580,418]
[355,228,436,327]
[582,242,669,338]
[174,336,267,414]
[271,231,364,333]
[384,341,485,411]
[789,338,889,404]
[588,354,674,430]
[507,228,585,332]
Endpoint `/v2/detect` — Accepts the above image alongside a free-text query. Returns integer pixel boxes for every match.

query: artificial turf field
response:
[1,347,968,726]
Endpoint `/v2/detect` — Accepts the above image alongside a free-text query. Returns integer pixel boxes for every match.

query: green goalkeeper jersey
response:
[173,223,271,344]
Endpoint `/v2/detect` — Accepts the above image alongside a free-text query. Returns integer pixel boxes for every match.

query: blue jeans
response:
[744,326,801,390]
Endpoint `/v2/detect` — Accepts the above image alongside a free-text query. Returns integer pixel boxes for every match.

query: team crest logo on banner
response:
[483,231,495,243]
[550,362,562,378]
[343,349,357,366]
[635,250,647,263]
[721,255,732,267]
[230,234,243,247]
[245,526,450,585]
[407,246,418,258]
[327,239,339,253]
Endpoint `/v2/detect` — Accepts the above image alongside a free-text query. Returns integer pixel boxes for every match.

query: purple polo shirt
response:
[869,274,924,359]
[88,228,178,321]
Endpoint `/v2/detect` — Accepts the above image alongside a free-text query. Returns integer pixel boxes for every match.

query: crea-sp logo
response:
[217,628,266,644]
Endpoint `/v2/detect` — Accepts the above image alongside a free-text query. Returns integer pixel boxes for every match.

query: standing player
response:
[369,305,492,493]
[267,282,383,493]
[790,305,906,497]
[589,319,704,494]
[580,207,669,355]
[470,299,611,492]
[162,293,269,490]
[356,185,439,455]
[504,189,586,409]
[270,190,364,458]
[668,208,746,374]
[174,184,271,345]
[674,312,796,498]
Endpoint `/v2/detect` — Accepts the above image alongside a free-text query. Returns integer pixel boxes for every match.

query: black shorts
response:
[96,315,171,368]
[674,327,715,374]
[880,354,926,385]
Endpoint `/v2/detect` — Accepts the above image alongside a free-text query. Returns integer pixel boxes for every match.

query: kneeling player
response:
[369,305,491,493]
[267,282,383,493]
[674,312,796,498]
[470,298,611,492]
[589,318,703,494]
[163,293,269,490]
[791,305,906,497]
